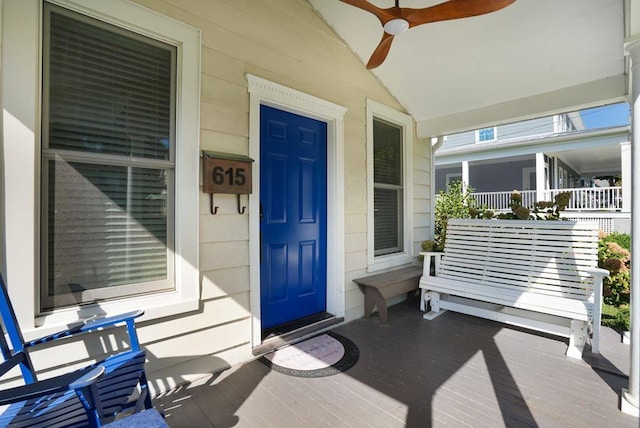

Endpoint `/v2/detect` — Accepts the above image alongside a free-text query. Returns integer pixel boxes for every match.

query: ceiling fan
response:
[339,0,516,69]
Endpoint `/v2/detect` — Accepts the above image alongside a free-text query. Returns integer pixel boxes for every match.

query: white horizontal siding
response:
[129,0,427,391]
[0,0,431,397]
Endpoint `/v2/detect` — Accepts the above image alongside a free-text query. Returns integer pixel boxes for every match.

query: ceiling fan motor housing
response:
[383,18,409,35]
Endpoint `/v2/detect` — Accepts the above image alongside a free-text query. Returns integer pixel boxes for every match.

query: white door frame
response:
[246,75,347,347]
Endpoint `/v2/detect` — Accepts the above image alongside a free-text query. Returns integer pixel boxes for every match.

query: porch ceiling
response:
[308,0,633,137]
[552,144,622,176]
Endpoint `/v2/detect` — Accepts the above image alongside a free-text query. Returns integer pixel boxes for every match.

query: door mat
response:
[259,331,359,378]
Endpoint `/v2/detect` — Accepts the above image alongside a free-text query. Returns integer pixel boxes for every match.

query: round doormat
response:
[260,332,359,378]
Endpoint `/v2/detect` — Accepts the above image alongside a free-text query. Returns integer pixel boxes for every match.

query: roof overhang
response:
[435,126,630,164]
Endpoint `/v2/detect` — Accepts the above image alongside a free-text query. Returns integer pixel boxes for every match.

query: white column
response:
[431,137,445,239]
[621,142,631,212]
[461,160,469,192]
[622,39,640,417]
[535,153,546,203]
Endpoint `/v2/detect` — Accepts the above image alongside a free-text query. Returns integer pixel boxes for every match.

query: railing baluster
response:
[465,186,622,212]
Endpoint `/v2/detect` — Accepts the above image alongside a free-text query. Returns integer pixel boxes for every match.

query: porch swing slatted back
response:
[441,220,600,311]
[419,219,609,358]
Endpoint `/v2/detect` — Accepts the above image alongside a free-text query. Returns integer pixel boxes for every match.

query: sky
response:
[579,102,630,129]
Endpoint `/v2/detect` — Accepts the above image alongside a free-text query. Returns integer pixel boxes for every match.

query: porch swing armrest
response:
[587,267,610,280]
[419,252,443,277]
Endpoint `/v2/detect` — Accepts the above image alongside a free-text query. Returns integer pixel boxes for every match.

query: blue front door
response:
[260,105,327,330]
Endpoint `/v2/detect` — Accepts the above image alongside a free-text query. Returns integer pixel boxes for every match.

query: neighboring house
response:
[434,109,631,232]
[0,0,430,393]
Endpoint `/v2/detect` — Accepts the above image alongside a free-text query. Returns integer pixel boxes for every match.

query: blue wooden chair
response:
[0,274,153,427]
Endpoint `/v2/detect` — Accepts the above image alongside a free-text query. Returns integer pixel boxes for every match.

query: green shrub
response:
[421,240,438,252]
[598,231,631,306]
[602,304,630,331]
[601,231,630,251]
[432,181,476,251]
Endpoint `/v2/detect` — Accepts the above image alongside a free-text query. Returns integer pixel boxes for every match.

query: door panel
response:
[260,105,327,330]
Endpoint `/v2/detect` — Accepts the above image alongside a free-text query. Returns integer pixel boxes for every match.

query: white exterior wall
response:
[0,0,430,394]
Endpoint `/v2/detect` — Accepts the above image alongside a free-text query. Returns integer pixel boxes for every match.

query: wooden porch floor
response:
[153,298,637,427]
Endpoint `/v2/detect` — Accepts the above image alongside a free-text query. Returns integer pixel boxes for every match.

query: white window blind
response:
[41,3,176,310]
[373,118,403,256]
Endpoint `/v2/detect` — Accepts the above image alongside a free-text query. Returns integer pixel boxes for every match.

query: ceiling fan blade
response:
[367,32,395,69]
[338,0,396,24]
[405,0,515,28]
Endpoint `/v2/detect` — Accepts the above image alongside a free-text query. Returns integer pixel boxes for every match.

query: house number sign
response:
[202,151,254,214]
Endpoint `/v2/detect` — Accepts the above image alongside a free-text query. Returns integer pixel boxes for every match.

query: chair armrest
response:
[68,365,106,390]
[0,352,29,378]
[0,365,105,405]
[25,310,144,350]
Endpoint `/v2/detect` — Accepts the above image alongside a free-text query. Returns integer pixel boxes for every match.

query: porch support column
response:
[621,142,631,212]
[535,153,546,203]
[431,136,445,239]
[461,160,469,192]
[623,38,640,417]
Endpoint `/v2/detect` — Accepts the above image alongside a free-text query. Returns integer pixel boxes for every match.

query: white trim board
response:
[365,99,415,271]
[246,75,347,348]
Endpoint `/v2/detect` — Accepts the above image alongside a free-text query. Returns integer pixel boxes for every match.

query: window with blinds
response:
[41,3,176,311]
[373,118,404,256]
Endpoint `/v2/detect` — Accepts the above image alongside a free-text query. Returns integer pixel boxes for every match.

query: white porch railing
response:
[473,190,537,211]
[546,187,623,211]
[469,187,623,212]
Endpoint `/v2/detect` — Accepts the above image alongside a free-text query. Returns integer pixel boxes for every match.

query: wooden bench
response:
[354,265,423,323]
[419,219,609,359]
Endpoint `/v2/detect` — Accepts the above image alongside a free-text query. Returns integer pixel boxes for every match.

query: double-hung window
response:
[373,118,403,256]
[41,3,176,311]
[3,0,198,327]
[366,100,413,271]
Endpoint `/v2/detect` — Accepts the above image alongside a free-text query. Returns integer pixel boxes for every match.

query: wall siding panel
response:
[0,0,431,396]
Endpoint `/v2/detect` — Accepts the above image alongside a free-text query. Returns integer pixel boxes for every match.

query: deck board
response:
[153,298,637,427]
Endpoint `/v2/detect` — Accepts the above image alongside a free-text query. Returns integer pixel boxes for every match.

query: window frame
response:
[366,99,414,272]
[372,117,404,256]
[40,3,178,310]
[476,126,497,143]
[1,0,200,336]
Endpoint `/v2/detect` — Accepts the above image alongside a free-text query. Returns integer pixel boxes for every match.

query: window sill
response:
[367,253,414,273]
[24,292,199,341]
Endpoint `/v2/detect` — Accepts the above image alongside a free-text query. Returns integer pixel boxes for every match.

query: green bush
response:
[601,231,630,251]
[425,187,573,253]
[602,304,630,331]
[432,181,476,251]
[598,231,631,306]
